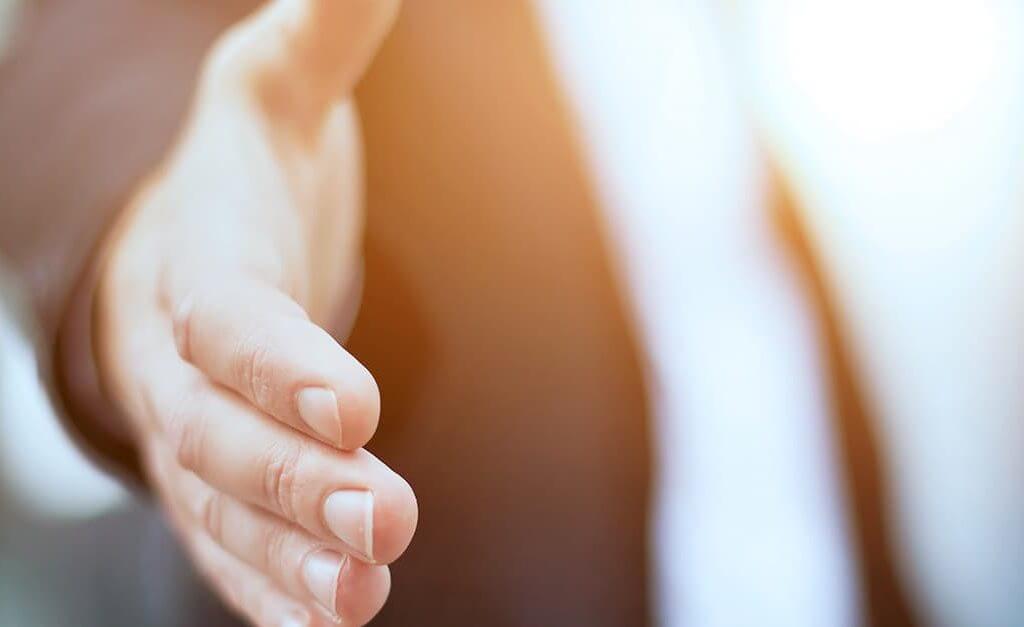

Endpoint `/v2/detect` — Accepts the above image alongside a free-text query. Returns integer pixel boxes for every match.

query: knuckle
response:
[199,491,225,544]
[260,523,293,575]
[234,327,275,409]
[259,442,304,520]
[171,292,196,361]
[172,423,202,473]
[169,402,206,474]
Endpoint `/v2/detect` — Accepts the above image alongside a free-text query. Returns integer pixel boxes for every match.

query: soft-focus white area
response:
[0,308,125,519]
[534,2,857,626]
[766,0,1001,142]
[742,1,1024,625]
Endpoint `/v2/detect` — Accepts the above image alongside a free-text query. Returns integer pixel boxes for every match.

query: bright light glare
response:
[744,0,1023,255]
[775,0,1000,141]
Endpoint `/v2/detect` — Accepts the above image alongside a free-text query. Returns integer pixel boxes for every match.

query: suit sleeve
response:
[0,0,257,483]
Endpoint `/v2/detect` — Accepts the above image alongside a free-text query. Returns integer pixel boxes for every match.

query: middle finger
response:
[161,454,392,622]
[144,341,416,564]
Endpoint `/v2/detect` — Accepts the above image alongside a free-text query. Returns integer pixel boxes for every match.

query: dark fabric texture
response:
[350,3,653,624]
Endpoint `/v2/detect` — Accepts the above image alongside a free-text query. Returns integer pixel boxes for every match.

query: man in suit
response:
[4,1,1023,626]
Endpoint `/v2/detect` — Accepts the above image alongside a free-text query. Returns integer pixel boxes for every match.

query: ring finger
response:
[156,449,392,623]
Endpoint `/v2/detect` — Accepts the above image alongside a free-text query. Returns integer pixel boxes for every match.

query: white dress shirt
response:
[534,3,856,625]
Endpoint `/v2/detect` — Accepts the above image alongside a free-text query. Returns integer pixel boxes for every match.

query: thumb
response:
[203,0,400,143]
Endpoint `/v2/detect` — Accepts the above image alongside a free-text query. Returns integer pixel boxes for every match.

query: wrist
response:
[51,198,146,484]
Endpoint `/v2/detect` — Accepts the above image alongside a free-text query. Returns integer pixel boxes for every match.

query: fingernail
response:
[323,490,374,561]
[297,387,341,445]
[301,550,345,616]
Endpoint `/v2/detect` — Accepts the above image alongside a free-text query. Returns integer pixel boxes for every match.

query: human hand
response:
[95,2,415,625]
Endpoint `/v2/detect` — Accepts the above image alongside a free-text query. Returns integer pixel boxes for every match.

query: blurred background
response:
[2,1,1023,626]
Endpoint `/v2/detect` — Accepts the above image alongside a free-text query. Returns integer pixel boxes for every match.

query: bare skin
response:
[95,2,415,625]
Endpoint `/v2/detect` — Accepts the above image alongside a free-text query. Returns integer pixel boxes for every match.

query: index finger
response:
[172,276,379,450]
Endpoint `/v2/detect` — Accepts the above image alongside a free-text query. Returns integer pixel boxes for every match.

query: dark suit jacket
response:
[0,1,917,625]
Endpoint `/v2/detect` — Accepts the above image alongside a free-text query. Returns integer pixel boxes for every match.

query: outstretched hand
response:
[96,2,415,625]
